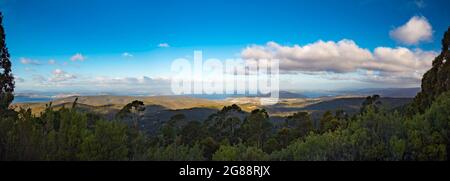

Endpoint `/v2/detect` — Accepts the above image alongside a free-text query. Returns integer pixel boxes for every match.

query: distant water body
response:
[13,96,53,103]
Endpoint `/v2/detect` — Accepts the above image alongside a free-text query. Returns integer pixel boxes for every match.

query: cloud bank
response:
[241,40,437,85]
[49,69,77,82]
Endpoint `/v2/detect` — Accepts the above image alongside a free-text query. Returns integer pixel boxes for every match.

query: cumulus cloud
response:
[49,69,77,82]
[369,47,435,74]
[158,43,170,48]
[389,16,433,45]
[122,52,133,57]
[20,58,42,65]
[70,53,85,61]
[241,40,438,85]
[243,40,373,73]
[361,47,436,84]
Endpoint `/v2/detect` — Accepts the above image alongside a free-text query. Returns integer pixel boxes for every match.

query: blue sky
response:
[1,0,449,95]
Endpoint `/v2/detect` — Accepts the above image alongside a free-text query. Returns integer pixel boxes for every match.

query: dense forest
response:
[0,12,449,161]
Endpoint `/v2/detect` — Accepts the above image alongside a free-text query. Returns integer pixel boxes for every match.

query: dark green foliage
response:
[116,100,145,119]
[411,27,450,114]
[2,89,449,161]
[0,12,15,117]
[203,104,244,144]
[319,111,336,132]
[79,120,128,160]
[319,110,348,133]
[286,111,313,138]
[180,121,205,146]
[241,109,272,149]
[0,93,449,160]
[0,100,143,160]
[116,100,145,130]
[276,128,291,148]
[160,114,185,145]
[221,104,243,113]
[264,137,280,154]
[271,92,450,161]
[404,91,450,160]
[360,95,382,114]
[127,128,148,160]
[335,109,349,122]
[200,136,220,160]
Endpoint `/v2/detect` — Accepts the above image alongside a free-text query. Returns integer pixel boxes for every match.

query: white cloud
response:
[241,40,438,85]
[30,71,77,86]
[122,52,133,57]
[30,75,172,94]
[92,76,169,86]
[49,69,77,82]
[369,47,435,73]
[28,75,172,95]
[158,43,170,48]
[389,16,433,45]
[20,58,41,65]
[70,53,85,61]
[48,59,56,65]
[242,40,373,73]
[362,47,436,83]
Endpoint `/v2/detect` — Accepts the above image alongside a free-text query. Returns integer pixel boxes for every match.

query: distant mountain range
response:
[239,88,420,98]
[338,87,420,98]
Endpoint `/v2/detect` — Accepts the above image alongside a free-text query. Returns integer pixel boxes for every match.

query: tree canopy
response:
[0,12,14,116]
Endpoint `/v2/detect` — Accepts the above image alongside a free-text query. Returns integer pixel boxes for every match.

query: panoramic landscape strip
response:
[0,0,449,164]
